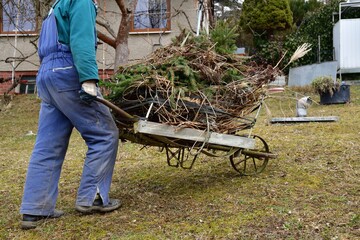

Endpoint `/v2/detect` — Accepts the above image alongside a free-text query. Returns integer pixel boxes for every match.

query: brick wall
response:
[0,71,38,95]
[0,72,13,95]
[0,69,114,95]
[0,81,13,94]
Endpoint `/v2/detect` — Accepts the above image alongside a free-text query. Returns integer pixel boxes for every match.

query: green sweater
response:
[53,0,98,82]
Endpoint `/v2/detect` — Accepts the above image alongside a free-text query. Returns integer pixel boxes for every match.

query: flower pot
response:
[319,84,350,105]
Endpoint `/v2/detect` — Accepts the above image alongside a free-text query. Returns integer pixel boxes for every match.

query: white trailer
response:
[333,0,360,78]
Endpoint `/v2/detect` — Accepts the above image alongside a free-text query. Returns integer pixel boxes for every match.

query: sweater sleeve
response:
[69,0,99,83]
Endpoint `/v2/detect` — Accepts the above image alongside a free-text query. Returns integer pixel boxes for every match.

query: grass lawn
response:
[0,86,359,239]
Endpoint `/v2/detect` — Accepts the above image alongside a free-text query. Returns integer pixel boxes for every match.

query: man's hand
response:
[79,80,98,104]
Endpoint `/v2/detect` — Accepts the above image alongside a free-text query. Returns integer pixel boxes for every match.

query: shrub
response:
[311,76,340,96]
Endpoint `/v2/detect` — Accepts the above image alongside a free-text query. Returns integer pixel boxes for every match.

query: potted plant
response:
[311,76,350,104]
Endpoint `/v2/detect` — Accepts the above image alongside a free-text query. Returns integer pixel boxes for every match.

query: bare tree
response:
[98,0,214,69]
[0,0,53,62]
[1,0,132,72]
[1,0,213,83]
[97,0,133,69]
[0,0,52,95]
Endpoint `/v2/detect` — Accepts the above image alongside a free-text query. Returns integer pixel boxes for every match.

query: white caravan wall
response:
[333,19,360,73]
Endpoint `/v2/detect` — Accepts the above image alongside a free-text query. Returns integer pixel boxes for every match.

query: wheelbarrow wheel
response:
[229,135,269,176]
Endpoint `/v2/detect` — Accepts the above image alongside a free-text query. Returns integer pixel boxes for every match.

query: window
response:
[131,0,171,32]
[0,0,37,34]
[19,79,36,94]
[16,76,36,94]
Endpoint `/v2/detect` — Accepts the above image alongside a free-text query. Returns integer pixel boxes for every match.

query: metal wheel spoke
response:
[229,135,270,176]
[252,158,257,171]
[234,155,251,166]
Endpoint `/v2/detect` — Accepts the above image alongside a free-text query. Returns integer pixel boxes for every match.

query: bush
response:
[311,76,340,96]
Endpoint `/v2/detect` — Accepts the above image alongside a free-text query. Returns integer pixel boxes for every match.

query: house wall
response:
[97,0,198,69]
[0,0,199,94]
[0,72,13,94]
[0,36,39,72]
[0,71,38,94]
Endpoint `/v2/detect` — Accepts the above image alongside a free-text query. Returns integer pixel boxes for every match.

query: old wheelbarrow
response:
[96,97,277,176]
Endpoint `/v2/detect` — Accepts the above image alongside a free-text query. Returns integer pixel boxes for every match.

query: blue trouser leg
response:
[49,88,119,206]
[20,102,73,215]
[20,54,119,215]
[76,122,119,206]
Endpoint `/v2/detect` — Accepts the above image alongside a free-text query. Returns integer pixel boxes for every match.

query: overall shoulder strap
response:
[47,0,61,16]
[52,0,61,8]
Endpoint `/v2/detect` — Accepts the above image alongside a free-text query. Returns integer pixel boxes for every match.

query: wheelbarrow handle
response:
[95,97,137,122]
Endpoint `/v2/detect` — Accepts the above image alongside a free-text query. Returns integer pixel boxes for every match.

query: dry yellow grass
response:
[0,86,359,239]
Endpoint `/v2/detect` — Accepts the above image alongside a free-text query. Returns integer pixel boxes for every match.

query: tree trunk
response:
[114,42,129,71]
[206,0,215,28]
[113,0,132,70]
[114,10,130,69]
[5,77,20,95]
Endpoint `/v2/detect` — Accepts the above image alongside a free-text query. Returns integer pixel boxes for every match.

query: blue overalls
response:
[20,1,119,216]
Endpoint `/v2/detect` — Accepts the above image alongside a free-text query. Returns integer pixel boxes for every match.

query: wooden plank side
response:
[134,120,256,149]
[270,116,339,123]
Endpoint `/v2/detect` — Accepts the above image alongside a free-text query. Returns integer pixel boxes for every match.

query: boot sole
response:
[21,220,39,230]
[75,202,121,214]
[21,210,64,230]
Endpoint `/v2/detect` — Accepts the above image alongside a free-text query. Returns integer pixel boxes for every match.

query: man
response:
[20,0,121,230]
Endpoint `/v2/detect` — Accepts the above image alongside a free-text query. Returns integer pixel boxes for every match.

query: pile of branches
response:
[103,33,280,133]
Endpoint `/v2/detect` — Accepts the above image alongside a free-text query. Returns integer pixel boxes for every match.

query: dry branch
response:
[104,34,281,133]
